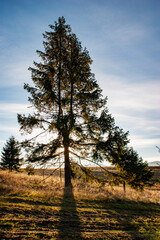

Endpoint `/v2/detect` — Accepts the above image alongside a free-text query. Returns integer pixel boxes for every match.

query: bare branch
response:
[69,150,116,176]
[23,129,49,143]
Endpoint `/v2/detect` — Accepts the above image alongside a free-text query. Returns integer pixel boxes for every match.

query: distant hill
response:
[148,161,160,166]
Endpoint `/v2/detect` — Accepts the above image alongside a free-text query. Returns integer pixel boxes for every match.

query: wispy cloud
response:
[109,24,147,45]
[0,125,19,133]
[97,73,160,161]
[0,103,34,151]
[0,49,36,87]
[0,103,30,116]
[130,135,160,149]
[99,74,160,112]
[129,134,160,163]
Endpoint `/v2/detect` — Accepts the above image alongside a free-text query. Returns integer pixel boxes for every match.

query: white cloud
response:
[0,103,29,137]
[0,125,19,132]
[98,74,160,112]
[96,73,160,163]
[0,58,32,87]
[0,123,23,151]
[0,103,35,152]
[129,135,160,149]
[129,134,160,162]
[113,112,160,135]
[0,103,31,116]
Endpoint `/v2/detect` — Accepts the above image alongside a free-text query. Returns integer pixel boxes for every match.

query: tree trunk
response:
[58,34,62,118]
[64,144,72,190]
[123,181,126,193]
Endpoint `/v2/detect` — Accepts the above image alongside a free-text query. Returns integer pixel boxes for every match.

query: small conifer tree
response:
[0,136,22,171]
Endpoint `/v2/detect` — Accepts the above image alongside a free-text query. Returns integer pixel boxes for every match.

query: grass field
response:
[0,168,160,240]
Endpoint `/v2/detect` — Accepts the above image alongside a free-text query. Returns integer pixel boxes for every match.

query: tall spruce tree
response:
[18,17,152,190]
[0,136,22,171]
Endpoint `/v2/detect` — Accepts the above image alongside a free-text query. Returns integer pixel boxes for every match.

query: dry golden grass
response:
[0,170,159,203]
[0,170,160,239]
[0,170,64,199]
[73,180,160,204]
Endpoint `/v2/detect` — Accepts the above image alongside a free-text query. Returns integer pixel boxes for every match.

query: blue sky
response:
[0,0,160,164]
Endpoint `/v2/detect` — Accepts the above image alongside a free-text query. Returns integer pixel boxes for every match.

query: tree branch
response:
[69,150,116,177]
[23,129,49,143]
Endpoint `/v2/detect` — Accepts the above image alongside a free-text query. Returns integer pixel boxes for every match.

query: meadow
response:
[0,167,160,240]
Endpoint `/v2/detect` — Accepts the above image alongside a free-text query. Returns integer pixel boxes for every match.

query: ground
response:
[0,168,160,239]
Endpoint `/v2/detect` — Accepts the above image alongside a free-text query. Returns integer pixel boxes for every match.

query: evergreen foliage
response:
[0,136,22,171]
[18,17,153,189]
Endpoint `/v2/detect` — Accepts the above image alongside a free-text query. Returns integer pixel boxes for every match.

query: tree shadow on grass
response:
[99,199,160,240]
[57,186,83,240]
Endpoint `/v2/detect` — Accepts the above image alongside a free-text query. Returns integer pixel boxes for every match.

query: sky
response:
[0,0,160,164]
